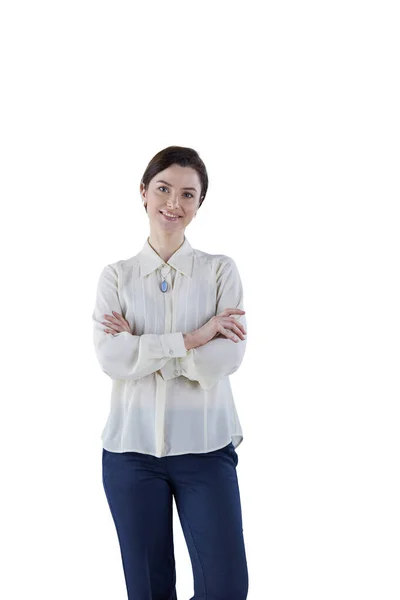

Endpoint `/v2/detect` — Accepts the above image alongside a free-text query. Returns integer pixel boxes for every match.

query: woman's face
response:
[140,164,201,232]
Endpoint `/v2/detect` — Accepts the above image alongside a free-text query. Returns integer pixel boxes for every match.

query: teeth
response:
[162,212,180,218]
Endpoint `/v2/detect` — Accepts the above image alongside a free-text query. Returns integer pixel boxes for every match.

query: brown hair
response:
[141,145,208,211]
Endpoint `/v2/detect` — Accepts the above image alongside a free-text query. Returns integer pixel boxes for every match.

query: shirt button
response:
[174,369,180,376]
[169,349,173,355]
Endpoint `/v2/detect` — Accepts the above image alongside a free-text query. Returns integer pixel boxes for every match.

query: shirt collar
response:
[138,235,194,278]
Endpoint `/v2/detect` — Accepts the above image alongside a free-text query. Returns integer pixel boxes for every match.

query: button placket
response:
[164,269,173,332]
[165,279,179,371]
[156,266,174,455]
[171,271,179,377]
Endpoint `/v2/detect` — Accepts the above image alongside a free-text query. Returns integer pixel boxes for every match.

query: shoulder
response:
[95,254,138,288]
[193,248,235,269]
[192,249,240,285]
[104,254,139,274]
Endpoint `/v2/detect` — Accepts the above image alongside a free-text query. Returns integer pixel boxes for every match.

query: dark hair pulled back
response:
[141,145,208,211]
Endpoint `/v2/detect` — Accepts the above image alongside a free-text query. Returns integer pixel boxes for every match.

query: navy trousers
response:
[102,441,249,600]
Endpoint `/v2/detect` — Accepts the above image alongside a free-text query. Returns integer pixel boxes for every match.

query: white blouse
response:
[92,235,247,458]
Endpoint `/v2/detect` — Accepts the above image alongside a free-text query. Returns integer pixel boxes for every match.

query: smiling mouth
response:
[159,211,182,220]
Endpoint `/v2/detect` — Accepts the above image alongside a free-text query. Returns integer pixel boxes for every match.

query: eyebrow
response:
[156,179,198,192]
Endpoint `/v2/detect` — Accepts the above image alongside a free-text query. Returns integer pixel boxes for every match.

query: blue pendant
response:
[160,280,168,292]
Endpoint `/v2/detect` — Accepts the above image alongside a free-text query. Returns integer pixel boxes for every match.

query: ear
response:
[139,182,146,200]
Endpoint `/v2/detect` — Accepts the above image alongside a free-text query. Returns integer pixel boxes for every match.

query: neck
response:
[148,229,185,263]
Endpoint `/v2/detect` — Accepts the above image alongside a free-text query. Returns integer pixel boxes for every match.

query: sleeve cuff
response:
[159,357,180,381]
[159,332,188,358]
[179,348,217,390]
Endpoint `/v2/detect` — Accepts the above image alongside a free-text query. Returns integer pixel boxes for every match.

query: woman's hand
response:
[103,311,132,335]
[186,308,246,349]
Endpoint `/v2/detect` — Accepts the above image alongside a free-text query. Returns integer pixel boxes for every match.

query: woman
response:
[92,145,249,600]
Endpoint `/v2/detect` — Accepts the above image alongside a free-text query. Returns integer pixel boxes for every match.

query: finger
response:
[103,315,117,327]
[221,308,246,315]
[220,316,247,336]
[112,311,124,320]
[103,318,117,328]
[104,313,127,327]
[223,322,245,340]
[226,316,247,335]
[104,325,120,333]
[102,317,121,332]
[231,324,246,339]
[104,319,130,334]
[112,315,131,332]
[110,311,131,331]
[104,312,122,322]
[218,324,240,342]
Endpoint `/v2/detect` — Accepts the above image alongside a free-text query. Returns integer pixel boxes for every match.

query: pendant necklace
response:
[159,264,172,293]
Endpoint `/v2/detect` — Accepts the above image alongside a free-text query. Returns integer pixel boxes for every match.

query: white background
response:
[1,1,399,599]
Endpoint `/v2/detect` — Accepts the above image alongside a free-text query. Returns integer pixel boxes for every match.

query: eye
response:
[159,186,168,192]
[183,192,193,198]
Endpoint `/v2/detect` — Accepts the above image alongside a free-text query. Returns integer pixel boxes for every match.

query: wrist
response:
[183,331,198,351]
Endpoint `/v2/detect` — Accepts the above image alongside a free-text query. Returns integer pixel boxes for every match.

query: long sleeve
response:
[178,257,247,390]
[92,264,188,380]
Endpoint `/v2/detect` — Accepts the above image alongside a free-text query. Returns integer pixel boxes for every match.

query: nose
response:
[166,195,180,209]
